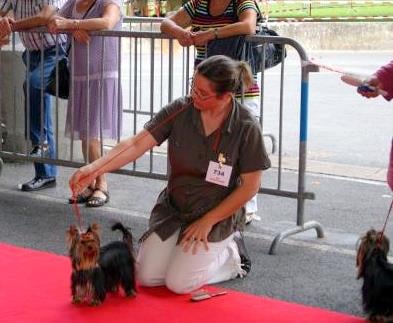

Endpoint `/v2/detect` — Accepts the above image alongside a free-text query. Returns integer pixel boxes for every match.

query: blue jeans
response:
[22,45,65,178]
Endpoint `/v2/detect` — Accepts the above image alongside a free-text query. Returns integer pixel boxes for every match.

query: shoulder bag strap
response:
[64,0,97,55]
[233,0,264,25]
[82,0,97,19]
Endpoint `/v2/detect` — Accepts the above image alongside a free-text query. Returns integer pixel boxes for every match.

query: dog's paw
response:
[125,289,137,298]
[90,299,102,307]
[72,297,82,305]
[368,314,385,323]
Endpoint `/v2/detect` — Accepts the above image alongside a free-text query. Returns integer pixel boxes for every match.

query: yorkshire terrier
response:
[66,222,136,306]
[356,229,393,322]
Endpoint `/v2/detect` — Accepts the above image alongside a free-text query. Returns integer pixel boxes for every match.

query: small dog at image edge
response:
[356,229,393,322]
[66,222,136,306]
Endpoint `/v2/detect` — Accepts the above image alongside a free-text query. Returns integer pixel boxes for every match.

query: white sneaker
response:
[245,212,261,225]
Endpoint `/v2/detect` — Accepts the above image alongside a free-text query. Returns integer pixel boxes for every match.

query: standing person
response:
[69,56,271,293]
[0,0,67,191]
[48,0,123,207]
[160,0,262,224]
[357,61,393,191]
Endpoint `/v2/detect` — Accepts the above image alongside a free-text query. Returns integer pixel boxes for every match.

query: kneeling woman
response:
[69,55,271,294]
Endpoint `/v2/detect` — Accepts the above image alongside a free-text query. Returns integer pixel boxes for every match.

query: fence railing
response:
[0,26,324,254]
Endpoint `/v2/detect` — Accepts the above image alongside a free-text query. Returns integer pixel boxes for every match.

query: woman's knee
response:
[136,264,164,287]
[136,250,167,287]
[165,269,201,294]
[165,277,190,294]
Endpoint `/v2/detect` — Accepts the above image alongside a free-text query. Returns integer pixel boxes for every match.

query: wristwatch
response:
[213,28,219,39]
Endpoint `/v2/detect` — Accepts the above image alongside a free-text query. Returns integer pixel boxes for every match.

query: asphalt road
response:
[0,158,391,318]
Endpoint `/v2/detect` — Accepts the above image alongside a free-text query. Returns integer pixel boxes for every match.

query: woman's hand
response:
[191,30,214,46]
[69,165,97,197]
[176,30,194,47]
[47,17,69,33]
[357,75,381,98]
[72,30,90,44]
[180,215,215,254]
[0,18,14,47]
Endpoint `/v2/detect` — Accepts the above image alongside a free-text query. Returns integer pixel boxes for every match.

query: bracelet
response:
[213,28,219,39]
[73,20,80,30]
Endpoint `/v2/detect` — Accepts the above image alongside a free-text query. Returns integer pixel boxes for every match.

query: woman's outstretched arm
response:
[69,130,157,195]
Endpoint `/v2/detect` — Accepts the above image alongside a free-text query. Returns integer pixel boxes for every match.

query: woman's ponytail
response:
[237,61,253,91]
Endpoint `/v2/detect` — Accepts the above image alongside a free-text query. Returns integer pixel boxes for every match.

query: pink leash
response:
[378,198,393,244]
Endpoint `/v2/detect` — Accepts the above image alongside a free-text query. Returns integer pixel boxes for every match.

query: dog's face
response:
[356,229,390,279]
[66,223,101,271]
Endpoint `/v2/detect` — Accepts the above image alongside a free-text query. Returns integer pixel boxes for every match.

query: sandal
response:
[86,189,109,208]
[68,186,94,204]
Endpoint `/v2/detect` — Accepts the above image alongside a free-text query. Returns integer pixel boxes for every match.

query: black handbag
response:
[246,25,286,74]
[46,54,70,99]
[46,2,95,99]
[206,0,285,74]
[206,35,245,62]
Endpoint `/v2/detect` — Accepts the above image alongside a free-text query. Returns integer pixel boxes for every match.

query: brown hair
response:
[196,55,253,95]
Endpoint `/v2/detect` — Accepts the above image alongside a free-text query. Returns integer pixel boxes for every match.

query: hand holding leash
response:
[69,165,98,198]
[341,74,388,98]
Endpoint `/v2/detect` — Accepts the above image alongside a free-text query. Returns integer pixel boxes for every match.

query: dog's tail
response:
[112,222,133,254]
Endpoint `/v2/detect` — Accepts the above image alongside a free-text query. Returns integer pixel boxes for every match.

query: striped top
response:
[0,0,67,50]
[184,0,260,98]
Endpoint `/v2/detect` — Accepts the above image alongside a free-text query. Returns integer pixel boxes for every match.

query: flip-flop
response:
[68,186,94,204]
[86,189,109,208]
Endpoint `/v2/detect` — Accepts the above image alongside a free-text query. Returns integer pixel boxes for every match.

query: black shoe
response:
[21,177,56,191]
[234,232,251,276]
[30,145,49,158]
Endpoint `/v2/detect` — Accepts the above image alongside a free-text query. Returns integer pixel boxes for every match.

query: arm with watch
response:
[160,1,257,47]
[191,9,257,46]
[47,3,120,33]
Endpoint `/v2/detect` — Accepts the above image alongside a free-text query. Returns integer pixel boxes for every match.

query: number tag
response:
[205,161,232,187]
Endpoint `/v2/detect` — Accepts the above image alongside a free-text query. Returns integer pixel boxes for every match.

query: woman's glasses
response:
[189,78,217,101]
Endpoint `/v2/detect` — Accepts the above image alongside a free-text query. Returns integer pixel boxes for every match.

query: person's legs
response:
[29,88,56,178]
[136,231,179,287]
[165,233,244,294]
[242,96,262,222]
[137,230,248,294]
[242,96,261,118]
[84,139,109,207]
[21,48,59,191]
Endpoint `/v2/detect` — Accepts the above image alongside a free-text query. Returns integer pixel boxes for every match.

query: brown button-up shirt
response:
[141,96,271,243]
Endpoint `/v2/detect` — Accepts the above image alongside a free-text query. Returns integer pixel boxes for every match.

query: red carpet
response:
[0,243,364,323]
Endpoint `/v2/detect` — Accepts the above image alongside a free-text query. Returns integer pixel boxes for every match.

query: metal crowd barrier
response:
[0,22,324,254]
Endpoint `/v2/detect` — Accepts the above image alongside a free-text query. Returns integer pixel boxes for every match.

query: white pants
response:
[136,230,244,294]
[243,96,261,214]
[242,96,261,118]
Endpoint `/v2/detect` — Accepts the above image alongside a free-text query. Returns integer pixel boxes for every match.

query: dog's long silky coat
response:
[67,222,136,305]
[356,229,393,322]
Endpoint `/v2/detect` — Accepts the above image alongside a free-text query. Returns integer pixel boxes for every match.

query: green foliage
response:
[264,1,393,18]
